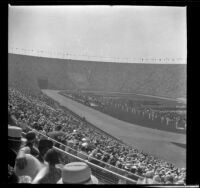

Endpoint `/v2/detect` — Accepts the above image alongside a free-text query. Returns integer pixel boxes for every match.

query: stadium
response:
[8,6,186,185]
[8,53,186,184]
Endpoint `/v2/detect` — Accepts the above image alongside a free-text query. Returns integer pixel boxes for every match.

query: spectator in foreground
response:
[32,148,62,184]
[8,125,27,168]
[14,153,43,180]
[57,162,99,184]
[8,164,19,184]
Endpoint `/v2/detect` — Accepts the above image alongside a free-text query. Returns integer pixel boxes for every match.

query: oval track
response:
[42,89,186,168]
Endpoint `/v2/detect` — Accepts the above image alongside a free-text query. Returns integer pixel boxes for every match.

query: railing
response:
[26,127,139,184]
[54,147,136,184]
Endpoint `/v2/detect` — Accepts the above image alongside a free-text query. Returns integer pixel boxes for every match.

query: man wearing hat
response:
[77,143,89,160]
[57,162,98,184]
[8,125,27,168]
[8,112,17,127]
[8,126,43,181]
[130,165,137,174]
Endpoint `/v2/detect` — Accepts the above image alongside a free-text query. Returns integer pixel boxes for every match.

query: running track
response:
[42,89,186,168]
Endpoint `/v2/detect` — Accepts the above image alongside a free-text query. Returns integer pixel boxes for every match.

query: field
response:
[42,89,186,168]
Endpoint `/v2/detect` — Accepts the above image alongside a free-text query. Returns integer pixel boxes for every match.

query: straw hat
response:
[145,170,154,178]
[57,162,98,184]
[124,163,132,169]
[8,125,27,143]
[82,138,87,142]
[152,175,161,184]
[81,142,88,147]
[14,154,43,180]
[73,130,77,133]
[68,140,74,146]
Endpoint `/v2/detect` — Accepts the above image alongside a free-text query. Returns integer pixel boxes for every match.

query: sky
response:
[9,5,187,64]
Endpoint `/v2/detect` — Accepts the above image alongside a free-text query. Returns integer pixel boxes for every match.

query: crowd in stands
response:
[8,87,186,184]
[61,92,186,133]
[8,125,98,184]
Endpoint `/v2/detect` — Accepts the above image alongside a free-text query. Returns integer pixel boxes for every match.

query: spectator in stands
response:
[23,131,39,157]
[77,143,89,160]
[57,162,98,184]
[32,148,62,184]
[8,87,186,184]
[37,138,53,164]
[8,112,17,126]
[8,125,27,168]
[102,153,110,163]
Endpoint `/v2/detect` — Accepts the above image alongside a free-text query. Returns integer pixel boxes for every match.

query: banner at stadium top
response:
[8,48,186,64]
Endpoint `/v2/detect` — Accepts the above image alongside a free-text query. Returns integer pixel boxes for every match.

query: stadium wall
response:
[8,53,186,98]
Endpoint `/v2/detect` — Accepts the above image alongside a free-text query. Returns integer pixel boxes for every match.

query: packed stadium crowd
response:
[61,92,186,133]
[8,87,186,184]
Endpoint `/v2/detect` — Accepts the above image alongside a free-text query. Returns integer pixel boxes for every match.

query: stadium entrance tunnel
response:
[37,78,49,89]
